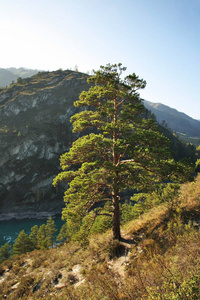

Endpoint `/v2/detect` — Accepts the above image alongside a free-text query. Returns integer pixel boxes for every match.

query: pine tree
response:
[56,222,68,243]
[53,63,193,241]
[37,224,49,249]
[46,217,57,248]
[13,230,30,255]
[29,225,39,250]
[0,243,12,263]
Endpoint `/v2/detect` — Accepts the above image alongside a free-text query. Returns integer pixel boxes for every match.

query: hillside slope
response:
[0,70,89,219]
[0,175,199,299]
[143,99,200,145]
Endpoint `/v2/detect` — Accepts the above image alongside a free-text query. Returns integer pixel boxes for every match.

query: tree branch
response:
[117,159,136,166]
[117,98,126,107]
[97,213,112,217]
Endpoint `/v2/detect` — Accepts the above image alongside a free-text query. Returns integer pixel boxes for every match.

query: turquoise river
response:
[0,215,64,248]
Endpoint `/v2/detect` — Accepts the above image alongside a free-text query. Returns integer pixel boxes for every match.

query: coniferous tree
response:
[13,230,30,255]
[56,222,68,243]
[37,224,49,249]
[53,63,193,241]
[0,243,12,263]
[46,217,57,248]
[29,225,39,250]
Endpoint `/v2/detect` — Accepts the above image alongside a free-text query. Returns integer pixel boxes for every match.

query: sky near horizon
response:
[0,0,199,119]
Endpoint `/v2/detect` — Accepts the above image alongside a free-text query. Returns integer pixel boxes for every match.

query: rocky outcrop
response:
[0,70,90,220]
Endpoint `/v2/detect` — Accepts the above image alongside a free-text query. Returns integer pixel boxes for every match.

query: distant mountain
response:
[6,67,41,78]
[0,67,41,87]
[0,68,18,87]
[143,100,200,145]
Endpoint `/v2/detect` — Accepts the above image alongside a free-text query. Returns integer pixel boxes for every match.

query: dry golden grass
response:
[179,174,200,210]
[124,203,168,237]
[0,175,200,299]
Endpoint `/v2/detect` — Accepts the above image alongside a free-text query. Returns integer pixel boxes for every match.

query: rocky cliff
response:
[0,70,89,220]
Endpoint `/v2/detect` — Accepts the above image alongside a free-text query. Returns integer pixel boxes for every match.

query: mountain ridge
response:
[143,99,200,145]
[144,99,198,122]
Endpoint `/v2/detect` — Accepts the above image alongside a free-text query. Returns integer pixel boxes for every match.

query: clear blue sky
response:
[0,0,199,119]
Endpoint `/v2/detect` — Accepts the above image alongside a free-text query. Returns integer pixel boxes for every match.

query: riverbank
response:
[0,214,64,247]
[0,209,62,221]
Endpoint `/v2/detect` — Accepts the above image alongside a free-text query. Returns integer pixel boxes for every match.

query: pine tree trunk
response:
[112,194,121,240]
[112,95,121,240]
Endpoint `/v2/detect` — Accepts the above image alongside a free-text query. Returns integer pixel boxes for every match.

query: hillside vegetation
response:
[0,175,199,299]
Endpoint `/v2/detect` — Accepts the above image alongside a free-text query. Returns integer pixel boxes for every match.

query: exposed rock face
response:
[0,70,90,220]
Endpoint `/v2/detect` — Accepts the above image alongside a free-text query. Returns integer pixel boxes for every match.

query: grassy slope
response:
[0,175,200,299]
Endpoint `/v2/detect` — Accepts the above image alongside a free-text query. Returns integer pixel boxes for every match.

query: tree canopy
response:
[53,63,193,241]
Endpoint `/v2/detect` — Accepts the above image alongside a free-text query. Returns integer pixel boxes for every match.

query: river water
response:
[0,215,64,248]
